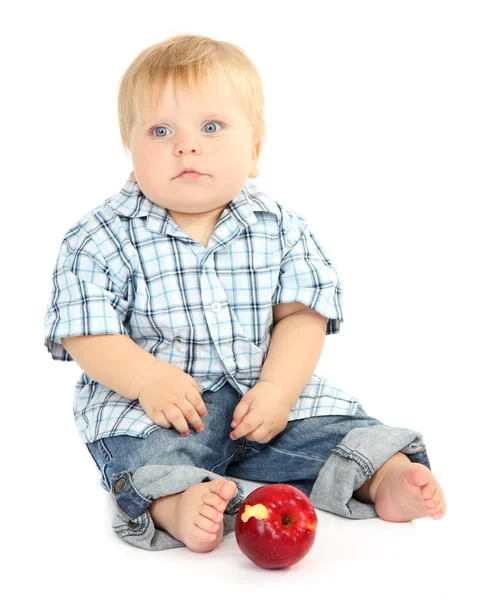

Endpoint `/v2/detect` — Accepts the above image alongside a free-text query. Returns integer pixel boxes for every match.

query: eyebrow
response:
[140,113,229,126]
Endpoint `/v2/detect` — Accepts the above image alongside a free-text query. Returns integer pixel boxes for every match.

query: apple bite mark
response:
[241,503,269,522]
[235,484,319,569]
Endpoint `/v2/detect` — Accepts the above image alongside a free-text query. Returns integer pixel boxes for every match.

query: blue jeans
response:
[86,382,430,551]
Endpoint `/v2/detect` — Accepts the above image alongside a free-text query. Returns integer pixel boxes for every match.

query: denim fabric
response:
[86,382,430,551]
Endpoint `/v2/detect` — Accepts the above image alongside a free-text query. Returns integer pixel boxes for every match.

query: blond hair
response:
[117,34,266,156]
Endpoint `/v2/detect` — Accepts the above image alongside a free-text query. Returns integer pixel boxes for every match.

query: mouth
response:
[177,169,203,176]
[176,170,205,180]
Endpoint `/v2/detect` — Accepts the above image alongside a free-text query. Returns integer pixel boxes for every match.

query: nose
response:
[174,132,201,155]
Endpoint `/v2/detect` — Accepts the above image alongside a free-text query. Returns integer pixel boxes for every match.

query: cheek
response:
[215,140,246,165]
[232,138,254,163]
[133,146,162,178]
[231,147,254,171]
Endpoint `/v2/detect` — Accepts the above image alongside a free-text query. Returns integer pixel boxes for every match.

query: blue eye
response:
[203,121,222,133]
[153,126,169,137]
[150,121,223,137]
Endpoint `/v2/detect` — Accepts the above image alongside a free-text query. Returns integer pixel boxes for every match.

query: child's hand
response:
[129,171,137,182]
[230,380,292,443]
[138,362,207,437]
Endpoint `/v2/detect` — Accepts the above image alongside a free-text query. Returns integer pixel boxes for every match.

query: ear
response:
[249,140,261,179]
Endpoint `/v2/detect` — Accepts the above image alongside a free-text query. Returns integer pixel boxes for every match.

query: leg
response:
[353,451,412,503]
[149,479,238,553]
[86,383,246,551]
[354,451,447,521]
[226,403,444,522]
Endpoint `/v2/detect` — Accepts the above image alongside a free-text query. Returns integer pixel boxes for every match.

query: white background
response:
[2,1,503,598]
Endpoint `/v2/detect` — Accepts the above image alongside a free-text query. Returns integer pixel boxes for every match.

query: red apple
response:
[235,484,318,569]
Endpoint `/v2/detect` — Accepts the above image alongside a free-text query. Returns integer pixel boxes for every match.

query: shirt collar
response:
[105,179,281,236]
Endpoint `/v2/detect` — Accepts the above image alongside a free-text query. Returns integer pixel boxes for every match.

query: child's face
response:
[130,71,260,216]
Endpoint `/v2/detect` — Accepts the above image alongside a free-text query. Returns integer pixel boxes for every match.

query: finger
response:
[190,379,204,395]
[149,410,172,429]
[231,414,261,440]
[231,397,251,428]
[186,387,208,418]
[182,400,206,433]
[162,406,190,437]
[129,171,137,182]
[246,426,270,444]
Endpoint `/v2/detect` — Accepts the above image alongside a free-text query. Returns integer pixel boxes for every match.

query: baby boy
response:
[44,34,446,553]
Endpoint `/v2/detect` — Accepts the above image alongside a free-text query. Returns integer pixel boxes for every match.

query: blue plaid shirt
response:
[44,179,359,443]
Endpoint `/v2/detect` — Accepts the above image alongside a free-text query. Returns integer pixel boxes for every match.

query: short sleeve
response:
[271,214,343,335]
[44,224,131,361]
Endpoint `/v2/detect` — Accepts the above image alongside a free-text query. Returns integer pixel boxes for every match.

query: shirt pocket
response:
[219,264,278,346]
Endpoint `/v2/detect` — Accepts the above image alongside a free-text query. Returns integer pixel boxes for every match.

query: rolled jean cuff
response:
[109,465,245,551]
[310,425,428,519]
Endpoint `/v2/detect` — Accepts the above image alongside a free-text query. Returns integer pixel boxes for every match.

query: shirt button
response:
[211,302,221,312]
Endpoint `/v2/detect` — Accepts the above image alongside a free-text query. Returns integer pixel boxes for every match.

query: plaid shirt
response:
[44,179,358,443]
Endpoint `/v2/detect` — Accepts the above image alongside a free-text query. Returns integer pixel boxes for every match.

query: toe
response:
[424,489,438,508]
[426,497,442,513]
[185,523,223,553]
[204,481,237,513]
[209,479,238,502]
[404,464,439,505]
[195,514,221,534]
[424,484,443,507]
[423,486,434,501]
[421,474,446,518]
[431,503,447,520]
[431,490,447,519]
[204,493,227,513]
[199,503,224,524]
[220,480,238,500]
[406,464,432,489]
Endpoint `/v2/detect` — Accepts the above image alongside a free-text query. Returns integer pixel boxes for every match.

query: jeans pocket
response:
[86,438,113,492]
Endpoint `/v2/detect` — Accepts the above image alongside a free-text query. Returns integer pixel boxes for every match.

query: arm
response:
[62,334,207,435]
[259,303,328,408]
[61,334,159,400]
[230,302,327,442]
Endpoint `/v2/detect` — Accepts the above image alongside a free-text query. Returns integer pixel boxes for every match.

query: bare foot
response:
[149,480,238,553]
[374,462,447,522]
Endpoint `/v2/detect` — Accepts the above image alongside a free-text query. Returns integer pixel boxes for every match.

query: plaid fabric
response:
[44,179,359,443]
